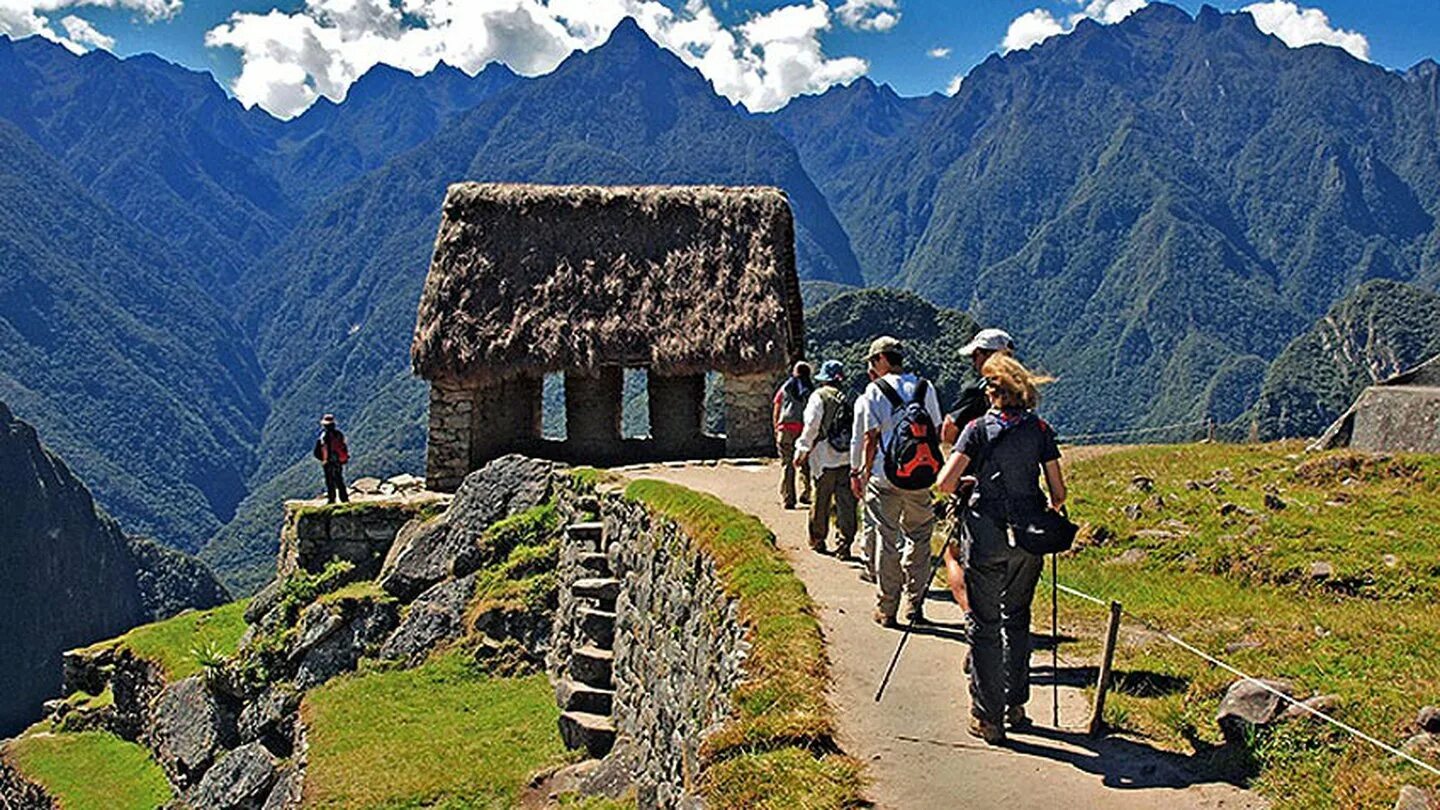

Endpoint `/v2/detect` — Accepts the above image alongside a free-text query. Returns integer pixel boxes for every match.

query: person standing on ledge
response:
[313,413,350,504]
[773,361,815,509]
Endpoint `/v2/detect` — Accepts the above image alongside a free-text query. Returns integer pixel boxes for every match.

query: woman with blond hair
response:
[937,354,1066,745]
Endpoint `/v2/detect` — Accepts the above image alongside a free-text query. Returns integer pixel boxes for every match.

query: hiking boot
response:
[873,609,898,629]
[905,604,929,626]
[859,569,876,584]
[809,539,828,554]
[969,716,1006,745]
[1005,706,1031,729]
[799,495,812,506]
[833,545,854,562]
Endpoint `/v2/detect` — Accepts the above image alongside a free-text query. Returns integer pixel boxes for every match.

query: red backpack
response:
[874,378,941,490]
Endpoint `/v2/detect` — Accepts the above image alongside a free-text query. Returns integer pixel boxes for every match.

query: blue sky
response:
[10,0,1440,118]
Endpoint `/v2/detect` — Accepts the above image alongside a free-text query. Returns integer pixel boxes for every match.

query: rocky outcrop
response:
[0,758,55,808]
[189,742,279,810]
[277,494,449,585]
[379,574,476,665]
[149,676,241,788]
[379,455,554,600]
[0,401,228,737]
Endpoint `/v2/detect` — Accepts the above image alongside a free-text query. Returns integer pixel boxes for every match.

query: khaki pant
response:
[808,466,858,552]
[867,479,935,618]
[776,432,812,507]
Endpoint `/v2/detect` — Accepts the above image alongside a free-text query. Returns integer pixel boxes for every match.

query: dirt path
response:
[622,461,1265,810]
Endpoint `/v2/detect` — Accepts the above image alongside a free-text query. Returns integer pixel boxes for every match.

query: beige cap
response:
[867,335,903,359]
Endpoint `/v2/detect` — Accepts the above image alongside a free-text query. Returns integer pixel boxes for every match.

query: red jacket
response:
[314,428,349,465]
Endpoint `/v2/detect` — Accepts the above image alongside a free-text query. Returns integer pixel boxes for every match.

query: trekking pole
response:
[1052,552,1059,727]
[874,552,946,703]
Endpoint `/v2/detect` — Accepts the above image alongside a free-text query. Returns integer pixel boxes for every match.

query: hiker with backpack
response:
[773,362,816,509]
[937,354,1072,745]
[794,360,857,558]
[854,337,944,627]
[313,413,351,504]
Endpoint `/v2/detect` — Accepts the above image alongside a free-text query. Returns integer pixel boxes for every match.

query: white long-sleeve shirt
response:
[794,387,850,476]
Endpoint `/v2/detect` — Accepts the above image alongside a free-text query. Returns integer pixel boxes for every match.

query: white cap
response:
[959,328,1015,356]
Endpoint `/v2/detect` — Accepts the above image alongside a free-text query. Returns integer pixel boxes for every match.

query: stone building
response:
[412,182,805,490]
[1313,353,1440,453]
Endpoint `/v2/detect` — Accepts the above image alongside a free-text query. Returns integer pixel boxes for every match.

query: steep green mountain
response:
[0,401,228,737]
[796,3,1440,433]
[805,287,980,411]
[0,120,266,549]
[1252,280,1440,439]
[0,35,288,293]
[204,20,866,590]
[762,77,944,222]
[270,61,520,208]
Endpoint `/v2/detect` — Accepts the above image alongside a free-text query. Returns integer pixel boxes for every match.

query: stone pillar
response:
[566,367,624,462]
[724,371,777,457]
[426,380,473,492]
[471,374,542,467]
[648,373,705,456]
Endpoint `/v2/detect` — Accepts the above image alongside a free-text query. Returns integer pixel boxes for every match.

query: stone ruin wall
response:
[551,480,749,809]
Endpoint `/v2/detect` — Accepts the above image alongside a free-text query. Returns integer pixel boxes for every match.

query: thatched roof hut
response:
[413,182,805,488]
[412,182,804,386]
[1312,354,1440,453]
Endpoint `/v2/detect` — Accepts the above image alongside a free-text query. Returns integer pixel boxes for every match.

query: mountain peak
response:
[607,16,650,46]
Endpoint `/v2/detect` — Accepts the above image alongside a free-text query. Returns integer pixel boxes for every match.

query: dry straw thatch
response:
[412,182,804,384]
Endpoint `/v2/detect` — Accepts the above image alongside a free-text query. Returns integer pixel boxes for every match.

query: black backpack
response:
[973,415,1077,556]
[874,377,942,490]
[819,386,853,453]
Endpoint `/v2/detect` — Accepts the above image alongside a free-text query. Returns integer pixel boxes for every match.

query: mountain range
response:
[4,4,1440,591]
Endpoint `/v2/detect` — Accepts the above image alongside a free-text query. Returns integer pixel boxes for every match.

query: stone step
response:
[577,552,611,576]
[566,522,604,551]
[572,577,620,609]
[569,645,614,688]
[579,607,616,648]
[556,678,614,716]
[558,711,616,758]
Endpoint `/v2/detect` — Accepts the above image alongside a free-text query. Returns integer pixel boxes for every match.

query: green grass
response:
[624,479,865,809]
[1053,442,1440,809]
[85,598,250,680]
[3,732,172,809]
[300,651,571,808]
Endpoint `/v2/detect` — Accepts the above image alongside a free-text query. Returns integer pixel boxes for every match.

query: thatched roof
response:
[412,182,804,384]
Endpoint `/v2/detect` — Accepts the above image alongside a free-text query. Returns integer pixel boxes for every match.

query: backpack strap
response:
[873,377,905,410]
[913,378,930,409]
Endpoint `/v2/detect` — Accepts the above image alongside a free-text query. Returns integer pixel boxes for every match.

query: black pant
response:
[961,509,1044,722]
[324,463,348,504]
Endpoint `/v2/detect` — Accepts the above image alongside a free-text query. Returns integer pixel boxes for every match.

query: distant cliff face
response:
[0,401,229,737]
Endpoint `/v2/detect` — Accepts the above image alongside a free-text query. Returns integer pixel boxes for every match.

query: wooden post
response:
[1089,600,1123,737]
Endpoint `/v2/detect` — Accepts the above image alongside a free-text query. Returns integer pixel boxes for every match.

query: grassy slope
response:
[85,598,250,681]
[3,732,172,809]
[624,479,866,809]
[1057,442,1440,808]
[300,652,570,808]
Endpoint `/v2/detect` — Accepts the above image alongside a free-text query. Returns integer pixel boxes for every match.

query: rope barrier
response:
[1054,581,1440,778]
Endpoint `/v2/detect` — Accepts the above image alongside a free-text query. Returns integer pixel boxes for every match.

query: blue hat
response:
[819,360,844,381]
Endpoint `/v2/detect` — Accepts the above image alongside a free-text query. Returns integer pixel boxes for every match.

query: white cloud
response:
[1242,1,1368,61]
[1001,9,1065,52]
[927,45,950,59]
[836,0,898,32]
[0,0,178,51]
[58,13,111,50]
[206,0,875,119]
[1001,0,1147,53]
[945,72,963,95]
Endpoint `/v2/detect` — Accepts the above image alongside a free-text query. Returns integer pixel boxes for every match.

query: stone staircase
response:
[556,521,618,758]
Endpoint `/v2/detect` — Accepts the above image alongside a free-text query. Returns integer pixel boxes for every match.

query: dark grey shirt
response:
[955,410,1060,520]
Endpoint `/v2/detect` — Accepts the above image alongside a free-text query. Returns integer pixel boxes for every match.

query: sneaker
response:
[1005,706,1031,729]
[873,609,898,628]
[968,716,1006,745]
